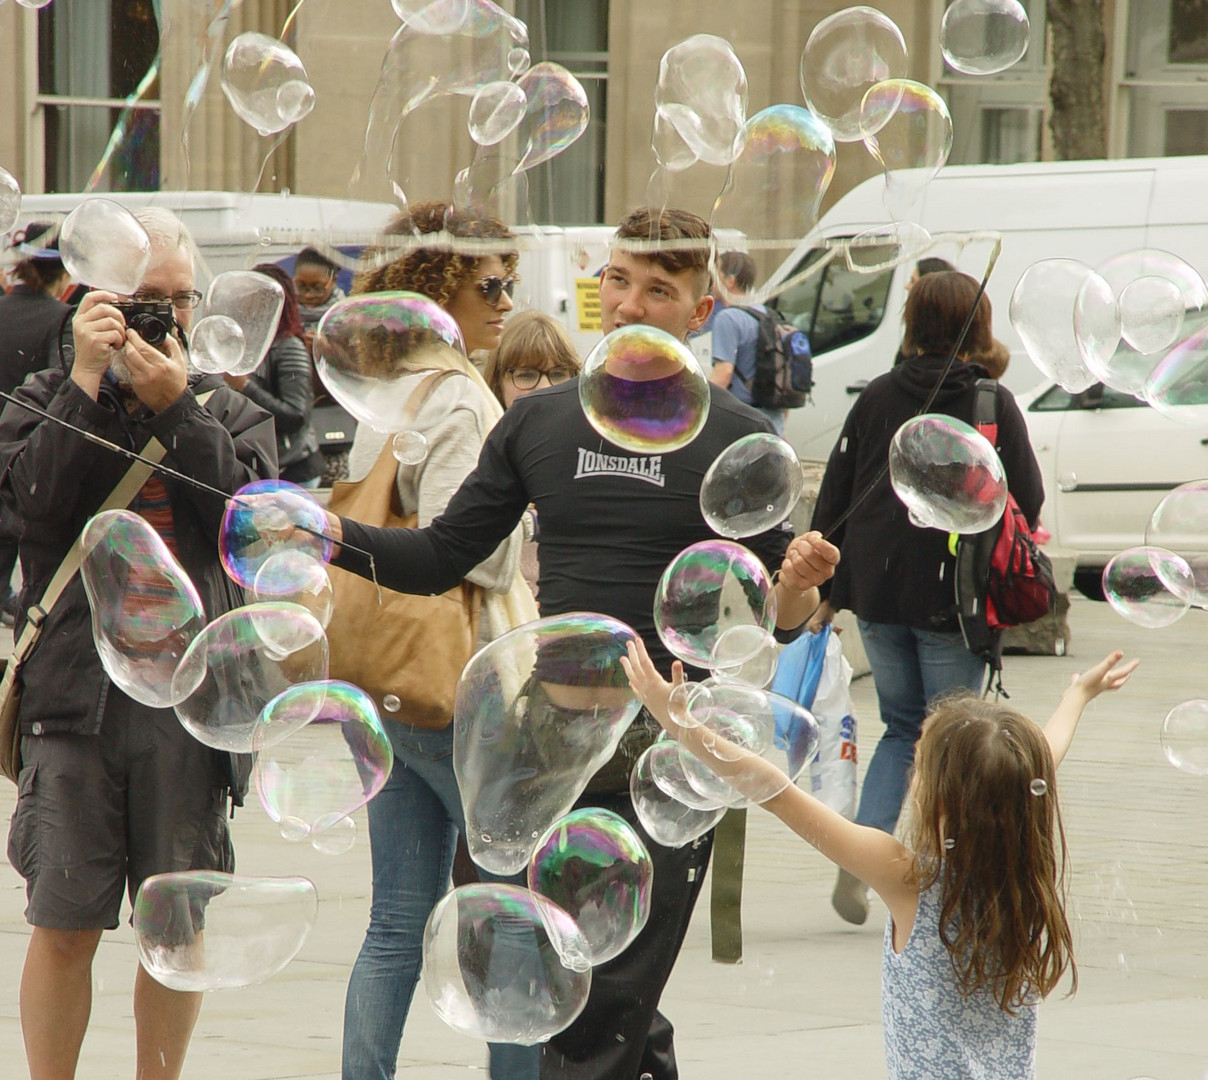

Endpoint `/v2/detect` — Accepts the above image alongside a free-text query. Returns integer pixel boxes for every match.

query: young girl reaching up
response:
[621,639,1138,1080]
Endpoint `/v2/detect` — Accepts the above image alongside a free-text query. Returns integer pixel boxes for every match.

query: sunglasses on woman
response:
[477,276,517,306]
[508,367,576,390]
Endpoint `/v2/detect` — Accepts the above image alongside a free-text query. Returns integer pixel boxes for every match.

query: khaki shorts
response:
[7,693,233,931]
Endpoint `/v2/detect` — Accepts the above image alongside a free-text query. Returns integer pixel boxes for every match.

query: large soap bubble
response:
[190,315,247,376]
[888,414,1007,533]
[1009,260,1099,393]
[80,510,206,709]
[251,550,335,629]
[469,80,527,145]
[220,479,332,590]
[940,0,1030,75]
[699,432,804,539]
[630,742,726,847]
[860,79,953,221]
[254,681,392,845]
[455,613,643,875]
[1102,546,1193,628]
[1160,699,1208,775]
[392,0,471,34]
[171,603,329,753]
[221,32,315,136]
[654,35,748,167]
[199,271,285,377]
[1144,324,1208,426]
[800,7,908,142]
[579,326,710,454]
[134,872,317,991]
[514,62,590,172]
[424,884,592,1044]
[0,167,20,233]
[654,540,777,669]
[1146,481,1208,607]
[528,808,653,966]
[314,292,469,433]
[58,198,152,295]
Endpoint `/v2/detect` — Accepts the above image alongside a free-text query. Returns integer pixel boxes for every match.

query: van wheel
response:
[1073,568,1107,602]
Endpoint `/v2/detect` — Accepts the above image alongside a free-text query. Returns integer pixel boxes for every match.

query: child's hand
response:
[1066,650,1139,703]
[620,638,684,733]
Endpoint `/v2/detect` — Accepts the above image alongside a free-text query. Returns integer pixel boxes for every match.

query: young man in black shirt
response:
[327,207,838,1080]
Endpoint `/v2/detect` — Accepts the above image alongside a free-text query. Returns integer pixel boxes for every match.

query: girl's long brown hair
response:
[907,696,1077,1014]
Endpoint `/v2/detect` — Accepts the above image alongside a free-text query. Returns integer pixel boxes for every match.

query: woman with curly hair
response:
[340,201,539,1080]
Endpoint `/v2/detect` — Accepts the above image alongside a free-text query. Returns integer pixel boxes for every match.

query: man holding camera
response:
[0,207,277,1080]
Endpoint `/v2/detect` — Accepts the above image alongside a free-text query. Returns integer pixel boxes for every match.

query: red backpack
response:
[954,380,1057,673]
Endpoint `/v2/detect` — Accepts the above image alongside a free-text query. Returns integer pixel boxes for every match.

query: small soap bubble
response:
[1118,275,1184,356]
[709,625,779,689]
[1145,480,1208,607]
[648,736,726,810]
[383,694,402,714]
[1160,699,1208,776]
[944,837,956,850]
[424,884,592,1043]
[859,79,953,222]
[513,62,590,172]
[667,681,712,729]
[0,167,20,233]
[1102,546,1193,628]
[1029,778,1048,797]
[251,550,334,629]
[310,813,358,856]
[799,7,908,142]
[220,479,332,590]
[528,808,653,966]
[579,326,710,454]
[508,46,531,76]
[199,271,284,376]
[190,315,246,376]
[1009,260,1099,393]
[16,0,55,8]
[221,32,314,136]
[58,198,152,295]
[630,743,726,848]
[391,0,470,34]
[888,414,1007,534]
[940,0,1030,76]
[275,79,316,126]
[468,80,527,146]
[392,429,430,466]
[699,432,804,539]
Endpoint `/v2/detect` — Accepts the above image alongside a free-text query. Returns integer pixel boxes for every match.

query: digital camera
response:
[113,299,176,347]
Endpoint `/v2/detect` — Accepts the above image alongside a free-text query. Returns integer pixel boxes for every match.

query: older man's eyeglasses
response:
[134,289,203,312]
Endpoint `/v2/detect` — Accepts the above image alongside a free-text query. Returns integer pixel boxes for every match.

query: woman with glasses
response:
[293,246,345,356]
[340,201,538,1080]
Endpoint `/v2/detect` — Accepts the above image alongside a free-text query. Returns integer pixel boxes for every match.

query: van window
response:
[1030,383,1146,412]
[773,241,894,356]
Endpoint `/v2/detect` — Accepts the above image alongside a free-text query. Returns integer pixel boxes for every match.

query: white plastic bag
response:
[807,631,858,819]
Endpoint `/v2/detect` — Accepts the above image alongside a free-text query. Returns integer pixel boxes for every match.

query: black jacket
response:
[0,370,277,799]
[0,286,73,395]
[811,354,1044,630]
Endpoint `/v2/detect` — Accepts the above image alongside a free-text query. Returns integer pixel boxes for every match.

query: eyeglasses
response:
[134,290,203,312]
[477,276,517,306]
[509,367,576,391]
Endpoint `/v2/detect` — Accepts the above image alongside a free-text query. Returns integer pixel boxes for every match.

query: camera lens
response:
[129,312,170,346]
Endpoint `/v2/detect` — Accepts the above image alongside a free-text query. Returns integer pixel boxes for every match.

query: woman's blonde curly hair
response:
[352,200,518,306]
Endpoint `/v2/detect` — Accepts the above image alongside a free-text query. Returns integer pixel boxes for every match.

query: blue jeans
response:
[341,721,538,1080]
[854,620,987,836]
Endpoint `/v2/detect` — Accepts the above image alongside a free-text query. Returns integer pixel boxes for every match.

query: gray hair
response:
[133,205,195,265]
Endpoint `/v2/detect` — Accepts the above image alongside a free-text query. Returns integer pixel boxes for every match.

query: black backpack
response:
[735,305,813,409]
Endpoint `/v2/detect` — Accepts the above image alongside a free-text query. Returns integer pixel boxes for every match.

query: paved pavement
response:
[1,596,1206,1079]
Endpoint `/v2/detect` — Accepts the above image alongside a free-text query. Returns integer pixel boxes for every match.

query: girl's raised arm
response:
[1043,650,1139,768]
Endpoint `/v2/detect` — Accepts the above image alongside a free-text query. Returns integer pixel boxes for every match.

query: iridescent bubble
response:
[630,742,726,847]
[455,613,642,875]
[1160,699,1208,775]
[58,198,152,295]
[528,808,653,966]
[383,694,402,713]
[133,872,317,992]
[654,540,777,668]
[508,46,531,76]
[251,550,334,629]
[1145,480,1208,607]
[799,6,908,143]
[579,325,710,454]
[391,0,471,34]
[654,35,748,167]
[311,813,357,855]
[709,625,779,689]
[199,271,285,377]
[860,80,953,221]
[1119,275,1185,355]
[171,603,329,753]
[254,681,392,838]
[314,293,469,433]
[1009,260,1099,393]
[1102,546,1193,628]
[1143,324,1208,426]
[220,479,332,590]
[940,0,1030,76]
[888,414,1007,533]
[80,510,206,709]
[0,167,20,233]
[424,883,592,1043]
[392,429,430,466]
[514,62,590,172]
[845,222,933,273]
[710,105,835,264]
[1029,778,1048,796]
[221,32,314,136]
[699,432,804,539]
[189,315,246,376]
[468,80,527,146]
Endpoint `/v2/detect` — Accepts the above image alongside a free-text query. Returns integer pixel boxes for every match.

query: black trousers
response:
[540,789,714,1080]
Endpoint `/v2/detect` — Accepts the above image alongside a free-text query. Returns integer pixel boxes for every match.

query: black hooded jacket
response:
[810,353,1044,630]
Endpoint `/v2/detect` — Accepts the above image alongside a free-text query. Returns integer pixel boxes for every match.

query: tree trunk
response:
[1047,0,1108,160]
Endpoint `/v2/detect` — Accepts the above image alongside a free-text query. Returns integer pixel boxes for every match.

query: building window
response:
[1125,0,1208,157]
[515,0,608,224]
[37,1,161,192]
